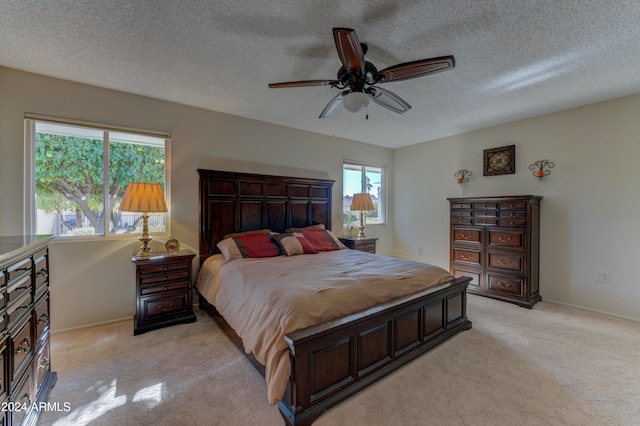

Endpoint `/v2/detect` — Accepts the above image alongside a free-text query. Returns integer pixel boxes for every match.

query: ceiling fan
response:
[268,27,455,119]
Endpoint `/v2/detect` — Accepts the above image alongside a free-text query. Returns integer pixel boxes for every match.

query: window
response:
[343,162,386,228]
[25,117,170,238]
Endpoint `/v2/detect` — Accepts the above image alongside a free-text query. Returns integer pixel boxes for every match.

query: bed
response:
[196,169,472,426]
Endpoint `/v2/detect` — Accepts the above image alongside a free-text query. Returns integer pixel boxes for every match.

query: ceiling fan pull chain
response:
[366,105,369,120]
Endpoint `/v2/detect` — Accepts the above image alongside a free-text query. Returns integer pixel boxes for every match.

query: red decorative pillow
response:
[217,233,282,262]
[274,233,318,256]
[301,228,346,252]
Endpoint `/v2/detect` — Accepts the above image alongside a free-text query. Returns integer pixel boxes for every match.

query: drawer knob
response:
[163,266,168,271]
[163,276,169,281]
[498,282,510,288]
[164,286,169,290]
[36,268,48,277]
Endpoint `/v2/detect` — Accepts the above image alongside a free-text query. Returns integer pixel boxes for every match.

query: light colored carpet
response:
[39,295,640,426]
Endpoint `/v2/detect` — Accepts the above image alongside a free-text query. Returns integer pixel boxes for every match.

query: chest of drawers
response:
[448,196,542,308]
[0,235,55,426]
[132,250,196,335]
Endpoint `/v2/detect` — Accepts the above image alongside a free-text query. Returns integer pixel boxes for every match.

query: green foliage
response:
[35,132,165,234]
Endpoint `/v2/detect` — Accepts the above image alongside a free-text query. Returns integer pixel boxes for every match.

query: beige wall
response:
[0,67,393,332]
[393,94,640,321]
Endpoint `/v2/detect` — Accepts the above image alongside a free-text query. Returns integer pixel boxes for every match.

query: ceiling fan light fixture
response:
[343,91,369,113]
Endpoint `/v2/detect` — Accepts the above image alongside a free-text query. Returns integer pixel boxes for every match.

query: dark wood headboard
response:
[198,169,334,263]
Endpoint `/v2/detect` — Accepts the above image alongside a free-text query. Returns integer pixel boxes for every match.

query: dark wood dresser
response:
[338,237,378,253]
[0,235,56,425]
[132,250,196,335]
[448,196,542,308]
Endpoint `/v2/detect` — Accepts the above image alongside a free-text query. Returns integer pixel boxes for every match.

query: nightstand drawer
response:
[138,261,191,275]
[141,292,188,318]
[140,270,189,285]
[141,281,189,295]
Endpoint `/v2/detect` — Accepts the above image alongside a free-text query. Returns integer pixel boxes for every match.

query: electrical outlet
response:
[594,271,611,283]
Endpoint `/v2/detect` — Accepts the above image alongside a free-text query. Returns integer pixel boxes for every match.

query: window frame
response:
[342,160,387,228]
[24,114,171,239]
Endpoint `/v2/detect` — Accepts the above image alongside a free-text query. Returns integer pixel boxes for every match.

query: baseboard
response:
[543,298,639,323]
[51,316,132,334]
[52,304,204,334]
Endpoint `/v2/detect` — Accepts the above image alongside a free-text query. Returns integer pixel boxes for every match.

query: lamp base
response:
[136,213,154,256]
[357,211,367,238]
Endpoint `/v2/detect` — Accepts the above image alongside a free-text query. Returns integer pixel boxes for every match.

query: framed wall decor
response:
[483,145,515,176]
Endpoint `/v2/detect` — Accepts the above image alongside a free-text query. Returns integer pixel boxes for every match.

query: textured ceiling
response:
[2,1,640,149]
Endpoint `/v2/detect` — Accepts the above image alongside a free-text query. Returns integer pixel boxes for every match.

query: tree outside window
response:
[30,121,168,237]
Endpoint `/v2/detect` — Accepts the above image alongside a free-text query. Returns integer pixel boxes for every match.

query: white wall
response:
[0,67,393,332]
[393,94,640,321]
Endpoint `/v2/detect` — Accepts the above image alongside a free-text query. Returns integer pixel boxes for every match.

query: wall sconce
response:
[455,169,472,186]
[528,160,555,180]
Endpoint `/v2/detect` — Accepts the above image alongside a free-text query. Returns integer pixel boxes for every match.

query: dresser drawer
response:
[487,251,524,273]
[140,281,189,295]
[500,201,528,210]
[474,202,497,209]
[33,341,51,395]
[6,274,31,307]
[500,210,526,218]
[487,229,524,249]
[34,295,50,344]
[474,219,498,226]
[487,273,523,296]
[33,251,49,294]
[10,367,33,426]
[451,267,481,290]
[6,291,31,328]
[451,218,472,225]
[451,210,472,218]
[452,248,482,266]
[451,227,482,245]
[0,336,7,400]
[6,258,31,285]
[499,219,527,227]
[450,203,471,209]
[11,315,33,387]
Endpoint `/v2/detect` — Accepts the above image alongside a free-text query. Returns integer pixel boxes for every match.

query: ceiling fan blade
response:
[269,80,338,88]
[368,86,411,114]
[319,92,345,118]
[375,55,455,83]
[333,28,365,74]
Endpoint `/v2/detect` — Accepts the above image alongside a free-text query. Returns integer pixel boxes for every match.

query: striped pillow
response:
[274,233,318,256]
[217,233,282,262]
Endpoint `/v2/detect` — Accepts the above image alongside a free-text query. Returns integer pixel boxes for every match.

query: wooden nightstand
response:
[132,250,196,335]
[338,237,378,254]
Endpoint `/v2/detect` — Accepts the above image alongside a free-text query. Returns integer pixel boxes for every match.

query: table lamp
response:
[350,193,375,238]
[119,182,168,256]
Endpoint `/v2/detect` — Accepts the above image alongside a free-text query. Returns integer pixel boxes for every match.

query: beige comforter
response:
[196,249,454,405]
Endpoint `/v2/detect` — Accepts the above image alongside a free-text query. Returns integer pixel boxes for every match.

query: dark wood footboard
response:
[200,276,471,426]
[278,276,471,426]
